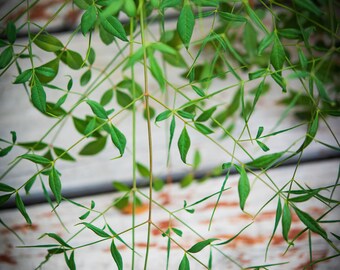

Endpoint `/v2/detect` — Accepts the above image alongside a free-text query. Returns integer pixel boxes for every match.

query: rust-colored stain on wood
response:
[119,203,148,215]
[0,254,17,265]
[1,224,38,235]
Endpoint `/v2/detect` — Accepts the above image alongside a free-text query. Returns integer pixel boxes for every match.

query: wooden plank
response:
[0,160,339,269]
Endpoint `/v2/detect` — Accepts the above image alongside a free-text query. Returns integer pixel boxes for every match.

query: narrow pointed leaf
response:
[108,124,126,156]
[155,110,172,123]
[21,154,51,165]
[13,69,32,84]
[31,77,46,112]
[237,166,250,211]
[293,207,327,239]
[110,240,123,270]
[34,34,64,52]
[0,183,15,192]
[81,5,97,35]
[99,14,128,42]
[178,127,191,164]
[194,123,213,134]
[246,152,283,169]
[15,193,32,225]
[0,46,13,69]
[79,136,107,155]
[81,222,111,238]
[282,201,291,242]
[270,36,285,74]
[196,106,216,122]
[187,238,218,253]
[86,100,108,119]
[179,254,190,270]
[177,4,195,49]
[49,167,62,204]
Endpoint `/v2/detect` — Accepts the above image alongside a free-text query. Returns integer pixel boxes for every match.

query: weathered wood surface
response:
[0,160,339,269]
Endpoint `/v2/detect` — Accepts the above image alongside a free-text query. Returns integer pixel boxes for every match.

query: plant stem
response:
[139,1,154,269]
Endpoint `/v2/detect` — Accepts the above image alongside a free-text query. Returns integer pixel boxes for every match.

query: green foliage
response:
[1,1,339,269]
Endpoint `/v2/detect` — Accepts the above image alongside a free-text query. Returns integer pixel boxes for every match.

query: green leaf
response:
[191,85,205,97]
[236,166,250,211]
[196,106,216,122]
[177,110,194,120]
[246,152,283,169]
[194,123,213,134]
[86,99,108,119]
[54,94,68,109]
[74,0,92,9]
[100,88,114,106]
[245,5,267,33]
[53,147,76,161]
[60,50,83,70]
[15,193,32,224]
[179,254,190,270]
[169,116,176,153]
[278,28,302,40]
[178,127,191,164]
[84,118,97,136]
[88,47,96,65]
[49,167,62,204]
[248,68,267,80]
[81,5,97,35]
[188,238,218,253]
[81,222,111,238]
[116,90,133,108]
[99,14,128,42]
[282,201,291,242]
[110,240,123,270]
[298,48,308,70]
[180,173,194,188]
[258,32,274,56]
[79,136,107,155]
[34,34,64,52]
[161,0,181,9]
[113,181,130,192]
[67,77,73,91]
[149,52,165,91]
[193,149,201,170]
[123,0,137,17]
[36,66,56,77]
[270,36,285,75]
[172,228,183,237]
[151,42,177,55]
[79,211,90,220]
[293,207,327,239]
[218,11,247,23]
[155,110,172,123]
[0,183,15,192]
[107,124,126,156]
[21,154,51,165]
[271,72,286,92]
[0,194,11,207]
[36,58,60,84]
[6,21,16,44]
[24,175,37,194]
[314,77,331,102]
[0,146,13,157]
[65,251,76,270]
[13,69,33,84]
[80,69,92,86]
[293,0,322,16]
[42,233,72,248]
[297,112,318,152]
[0,46,13,69]
[256,140,270,152]
[18,141,48,151]
[177,4,195,49]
